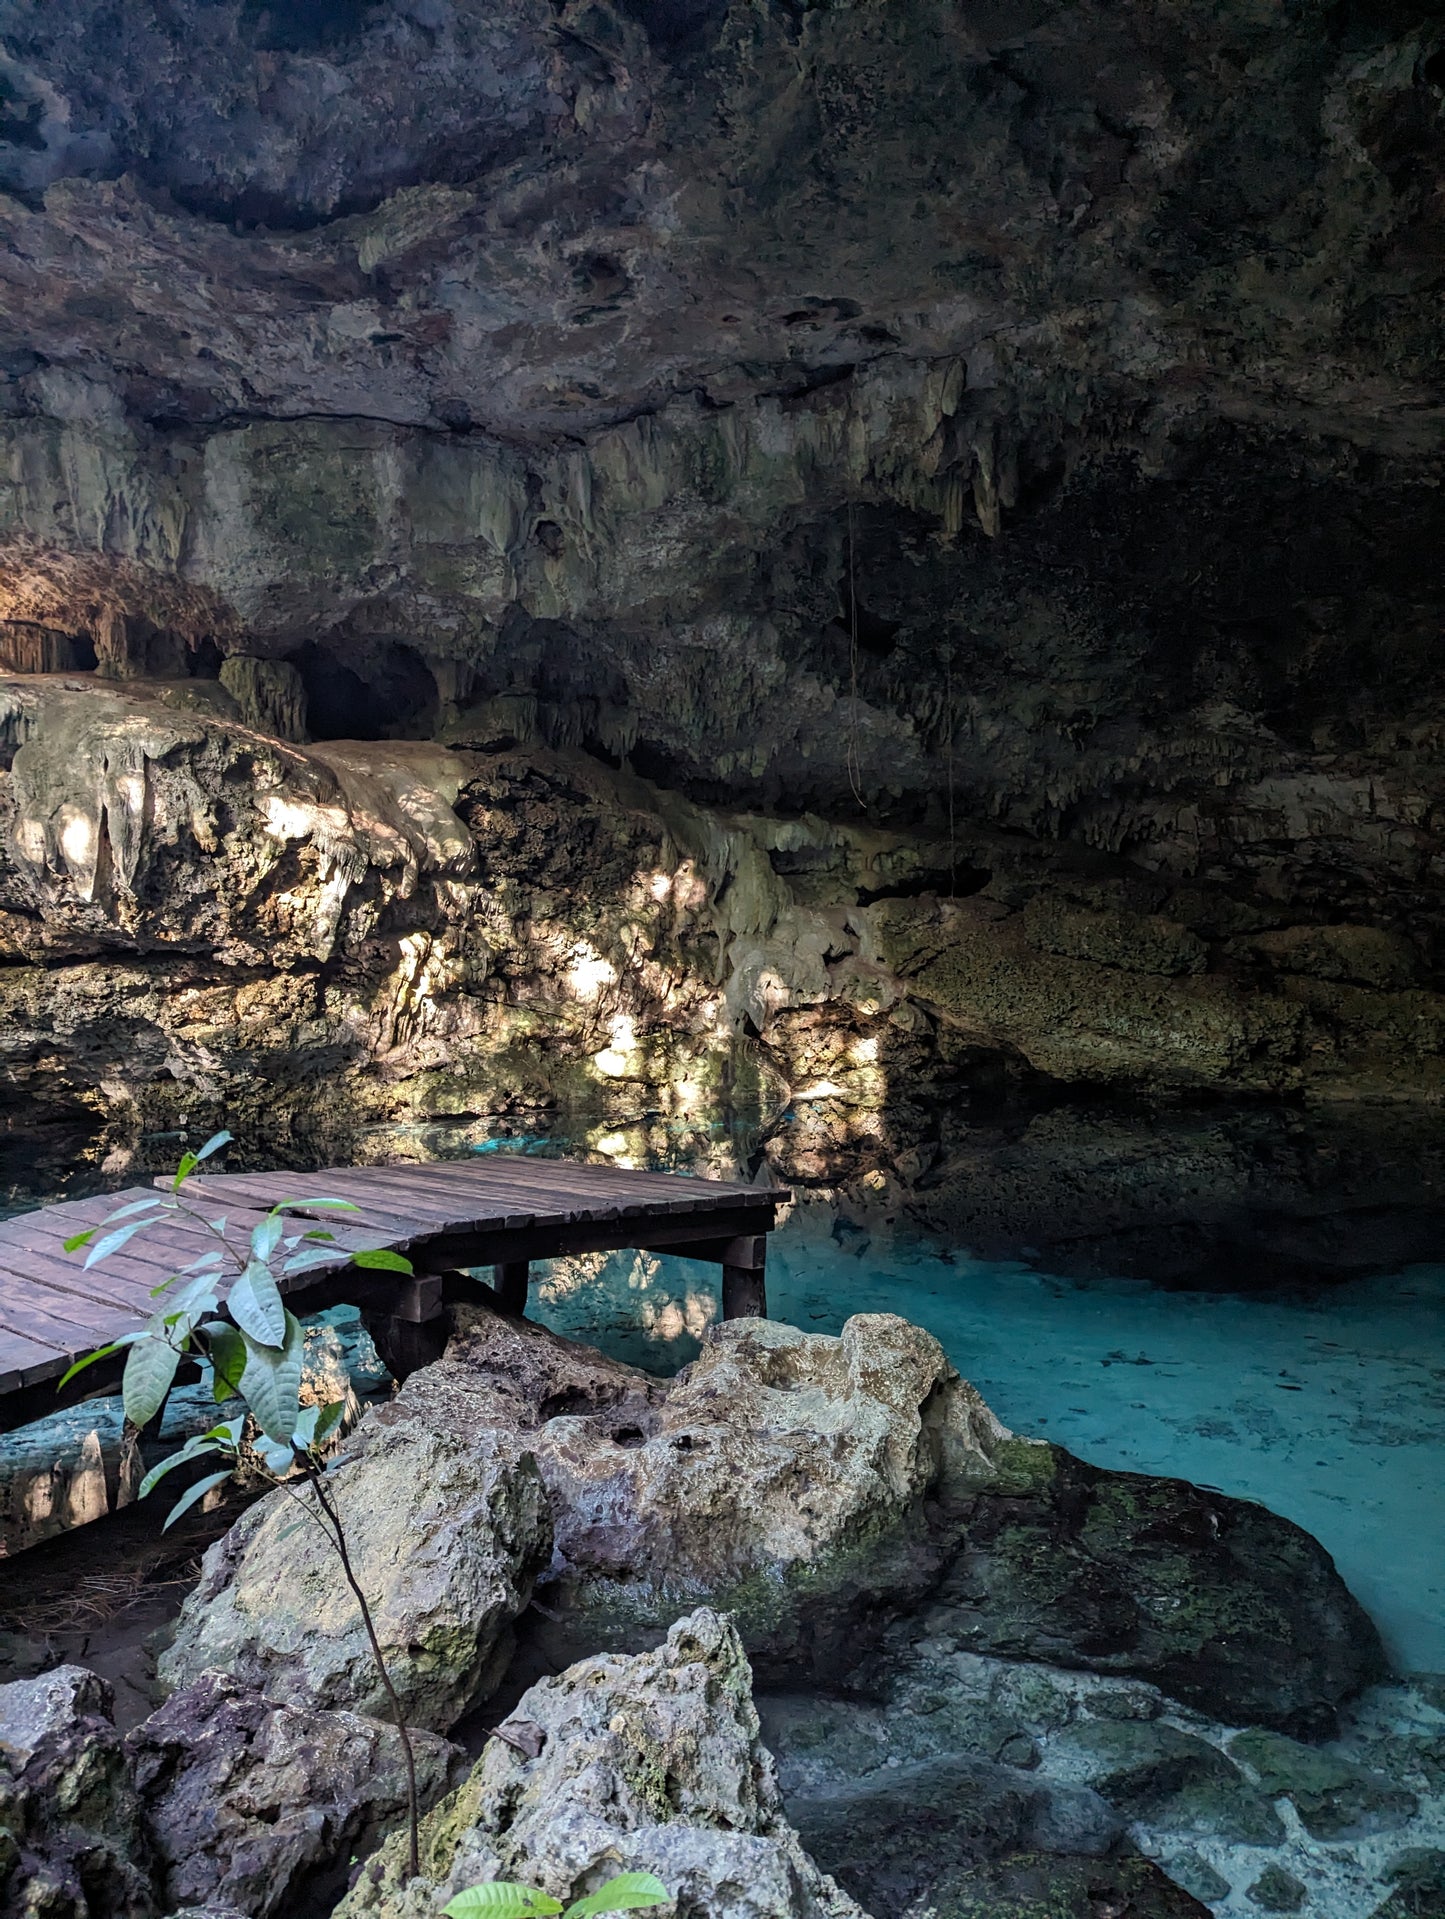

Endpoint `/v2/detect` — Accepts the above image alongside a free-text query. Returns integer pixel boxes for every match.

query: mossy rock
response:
[1228,1727,1418,1837]
[932,1447,1386,1727]
[920,1850,1211,1919]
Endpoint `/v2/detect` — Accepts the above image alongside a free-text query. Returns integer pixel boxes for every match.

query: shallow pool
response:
[527,1203,1445,1676]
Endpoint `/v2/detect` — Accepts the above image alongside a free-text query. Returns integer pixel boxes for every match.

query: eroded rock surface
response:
[0,1664,152,1918]
[374,1306,1022,1680]
[335,1608,867,1919]
[159,1425,551,1732]
[370,1308,1382,1723]
[128,1669,462,1919]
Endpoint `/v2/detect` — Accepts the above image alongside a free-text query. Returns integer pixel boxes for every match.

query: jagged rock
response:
[334,1608,866,1919]
[0,1664,153,1918]
[127,1668,462,1919]
[1227,1727,1419,1839]
[388,1309,1384,1722]
[379,1306,1023,1682]
[158,1425,551,1732]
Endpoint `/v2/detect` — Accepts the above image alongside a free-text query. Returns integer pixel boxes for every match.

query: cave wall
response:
[0,0,1443,1239]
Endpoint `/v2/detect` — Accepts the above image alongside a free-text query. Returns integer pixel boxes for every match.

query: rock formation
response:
[128,1669,461,1918]
[0,0,1440,1212]
[336,1608,871,1919]
[160,1423,552,1730]
[172,1307,1381,1727]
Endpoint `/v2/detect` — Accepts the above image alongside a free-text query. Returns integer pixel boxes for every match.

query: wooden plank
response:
[0,1327,72,1395]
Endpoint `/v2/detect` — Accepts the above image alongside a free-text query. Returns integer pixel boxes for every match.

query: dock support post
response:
[494,1261,530,1315]
[721,1235,768,1320]
[361,1273,448,1381]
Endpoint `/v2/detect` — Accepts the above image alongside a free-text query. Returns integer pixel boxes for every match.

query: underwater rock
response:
[1227,1726,1419,1839]
[128,1668,462,1919]
[335,1608,865,1919]
[0,1664,153,1918]
[1044,1721,1283,1846]
[385,1306,1018,1682]
[158,1425,551,1732]
[909,1852,1212,1919]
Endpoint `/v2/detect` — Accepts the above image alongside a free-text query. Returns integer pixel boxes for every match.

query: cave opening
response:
[287,640,439,741]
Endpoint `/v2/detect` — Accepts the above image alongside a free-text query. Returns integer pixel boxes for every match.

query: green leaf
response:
[62,1228,96,1253]
[256,1436,297,1476]
[203,1415,247,1448]
[163,1270,221,1320]
[303,1228,336,1242]
[194,1129,233,1164]
[84,1220,150,1268]
[564,1875,669,1918]
[351,1248,414,1274]
[203,1323,247,1400]
[443,1884,564,1919]
[106,1194,167,1222]
[56,1340,130,1390]
[239,1312,304,1443]
[139,1440,224,1499]
[280,1247,342,1279]
[171,1151,200,1191]
[293,1402,321,1447]
[227,1259,287,1346]
[312,1399,347,1445]
[163,1469,233,1529]
[122,1338,181,1428]
[250,1214,284,1264]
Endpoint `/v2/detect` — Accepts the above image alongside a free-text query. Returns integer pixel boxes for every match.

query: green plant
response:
[444,1871,670,1919]
[59,1130,425,1873]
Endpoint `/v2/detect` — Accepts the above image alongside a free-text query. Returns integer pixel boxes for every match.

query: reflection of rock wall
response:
[6,678,1445,1215]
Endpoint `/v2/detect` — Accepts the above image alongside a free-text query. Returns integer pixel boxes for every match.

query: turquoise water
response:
[522,1191,1445,1677]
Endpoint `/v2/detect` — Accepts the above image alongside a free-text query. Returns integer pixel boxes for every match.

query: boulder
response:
[389,1309,1384,1725]
[128,1669,462,1918]
[382,1307,1021,1682]
[0,1664,153,1918]
[925,1442,1387,1727]
[159,1425,551,1732]
[335,1608,865,1919]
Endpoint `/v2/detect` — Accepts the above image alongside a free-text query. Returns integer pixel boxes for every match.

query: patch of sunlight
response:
[567,942,617,1003]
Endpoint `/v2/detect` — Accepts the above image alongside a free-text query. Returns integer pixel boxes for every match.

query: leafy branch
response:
[59,1132,426,1876]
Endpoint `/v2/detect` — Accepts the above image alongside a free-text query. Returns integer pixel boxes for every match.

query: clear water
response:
[426,1124,1445,1678]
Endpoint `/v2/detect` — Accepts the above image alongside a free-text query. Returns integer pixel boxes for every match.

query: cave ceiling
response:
[0,0,1441,831]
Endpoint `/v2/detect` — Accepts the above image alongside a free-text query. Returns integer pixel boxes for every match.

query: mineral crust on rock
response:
[335,1608,867,1919]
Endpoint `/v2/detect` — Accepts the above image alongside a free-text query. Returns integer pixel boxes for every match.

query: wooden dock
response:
[0,1157,787,1432]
